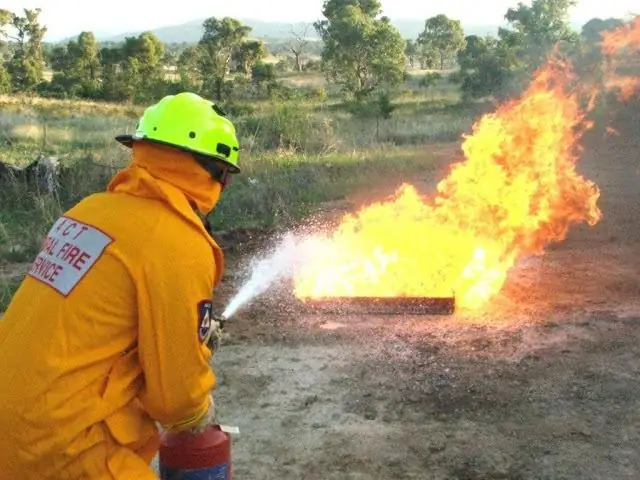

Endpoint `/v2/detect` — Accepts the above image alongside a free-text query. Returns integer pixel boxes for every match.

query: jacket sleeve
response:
[136,232,218,431]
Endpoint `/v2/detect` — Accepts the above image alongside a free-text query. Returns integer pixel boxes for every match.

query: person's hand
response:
[204,315,228,353]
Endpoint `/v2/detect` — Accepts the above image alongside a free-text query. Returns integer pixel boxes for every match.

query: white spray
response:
[221,232,320,319]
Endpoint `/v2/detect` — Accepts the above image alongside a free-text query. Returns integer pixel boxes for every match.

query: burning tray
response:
[301,296,456,316]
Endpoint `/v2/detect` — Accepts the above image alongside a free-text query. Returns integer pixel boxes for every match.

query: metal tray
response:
[301,296,456,315]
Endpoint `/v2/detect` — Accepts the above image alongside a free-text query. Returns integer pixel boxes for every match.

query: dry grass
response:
[0,74,486,165]
[279,73,327,88]
[0,94,143,118]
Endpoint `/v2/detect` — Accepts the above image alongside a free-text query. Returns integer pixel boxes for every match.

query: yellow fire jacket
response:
[0,142,225,479]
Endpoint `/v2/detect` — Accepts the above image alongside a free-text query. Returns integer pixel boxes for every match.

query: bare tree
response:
[288,24,310,72]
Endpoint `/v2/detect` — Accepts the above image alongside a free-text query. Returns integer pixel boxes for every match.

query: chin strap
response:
[192,153,231,190]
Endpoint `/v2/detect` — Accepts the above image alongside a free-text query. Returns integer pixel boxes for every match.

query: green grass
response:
[0,277,20,312]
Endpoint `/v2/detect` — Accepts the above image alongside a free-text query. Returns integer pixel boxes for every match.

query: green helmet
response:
[115,92,240,174]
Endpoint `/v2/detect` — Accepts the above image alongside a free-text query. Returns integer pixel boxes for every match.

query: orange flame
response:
[601,16,640,101]
[601,16,640,55]
[605,76,640,101]
[293,58,602,309]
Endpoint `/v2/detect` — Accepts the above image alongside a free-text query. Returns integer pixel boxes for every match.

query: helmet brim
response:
[114,135,240,174]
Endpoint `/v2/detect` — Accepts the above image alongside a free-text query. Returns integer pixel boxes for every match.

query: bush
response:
[420,72,442,88]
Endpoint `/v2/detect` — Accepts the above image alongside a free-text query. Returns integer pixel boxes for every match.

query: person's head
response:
[115,92,240,214]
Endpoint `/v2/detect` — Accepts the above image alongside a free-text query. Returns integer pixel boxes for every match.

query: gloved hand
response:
[191,394,216,434]
[203,315,228,353]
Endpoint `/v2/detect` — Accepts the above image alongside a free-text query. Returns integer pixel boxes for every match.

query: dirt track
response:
[209,105,640,479]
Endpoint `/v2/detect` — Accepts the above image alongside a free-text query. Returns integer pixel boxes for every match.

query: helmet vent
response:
[216,143,231,158]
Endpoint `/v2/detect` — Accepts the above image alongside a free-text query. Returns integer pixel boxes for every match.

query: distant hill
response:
[91,18,504,44]
[102,19,317,44]
[63,18,587,45]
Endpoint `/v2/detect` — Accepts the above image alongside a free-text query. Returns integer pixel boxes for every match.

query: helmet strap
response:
[192,154,231,190]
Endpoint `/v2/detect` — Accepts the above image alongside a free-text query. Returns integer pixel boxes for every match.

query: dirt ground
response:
[204,105,640,479]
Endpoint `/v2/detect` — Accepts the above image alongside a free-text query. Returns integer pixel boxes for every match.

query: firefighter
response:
[0,92,239,479]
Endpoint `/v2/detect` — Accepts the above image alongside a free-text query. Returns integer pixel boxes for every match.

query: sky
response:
[6,0,639,41]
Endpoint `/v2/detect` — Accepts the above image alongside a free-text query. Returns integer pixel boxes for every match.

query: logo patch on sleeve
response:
[27,216,113,296]
[198,300,214,342]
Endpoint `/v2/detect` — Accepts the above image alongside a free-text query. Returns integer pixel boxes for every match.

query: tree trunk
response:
[214,76,223,100]
[293,52,302,72]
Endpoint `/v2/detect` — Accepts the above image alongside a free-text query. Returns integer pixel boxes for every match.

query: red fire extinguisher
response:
[159,424,233,479]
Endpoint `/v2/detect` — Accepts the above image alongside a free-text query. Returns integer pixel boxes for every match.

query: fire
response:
[293,58,602,309]
[601,16,640,56]
[605,76,640,101]
[601,16,640,101]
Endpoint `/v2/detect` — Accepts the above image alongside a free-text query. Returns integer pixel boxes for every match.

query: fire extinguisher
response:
[159,424,235,479]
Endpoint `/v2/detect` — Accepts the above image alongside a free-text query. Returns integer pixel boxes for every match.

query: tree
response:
[162,50,178,68]
[4,8,47,92]
[176,46,201,90]
[251,61,277,96]
[405,39,419,68]
[252,61,277,84]
[455,0,579,100]
[48,45,75,97]
[314,0,406,99]
[53,32,101,97]
[0,9,11,40]
[321,0,381,18]
[74,32,101,88]
[581,17,625,44]
[417,14,466,70]
[459,47,514,100]
[288,24,310,72]
[457,35,495,70]
[501,0,579,64]
[99,47,132,102]
[198,17,251,100]
[0,9,13,92]
[417,40,438,70]
[233,40,266,76]
[122,32,166,100]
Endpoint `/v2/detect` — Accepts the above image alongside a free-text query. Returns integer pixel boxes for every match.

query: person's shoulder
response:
[144,208,214,261]
[67,191,163,227]
[64,192,211,261]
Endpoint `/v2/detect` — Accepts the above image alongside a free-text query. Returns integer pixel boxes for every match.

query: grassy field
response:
[0,72,487,310]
